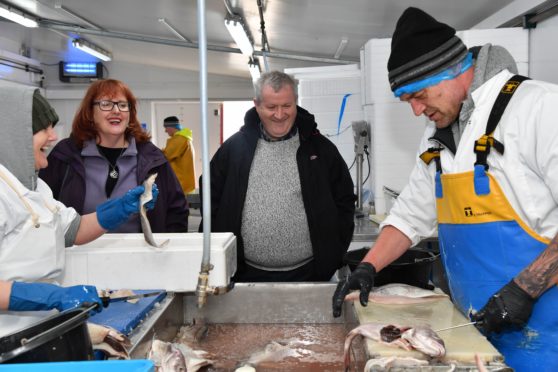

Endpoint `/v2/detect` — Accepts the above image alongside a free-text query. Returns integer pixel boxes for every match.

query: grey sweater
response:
[241,136,313,271]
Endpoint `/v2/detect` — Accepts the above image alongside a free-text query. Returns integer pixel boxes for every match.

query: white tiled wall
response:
[286,65,367,199]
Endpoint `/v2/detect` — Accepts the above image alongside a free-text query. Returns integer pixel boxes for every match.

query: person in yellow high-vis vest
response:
[332,7,558,372]
[162,116,196,195]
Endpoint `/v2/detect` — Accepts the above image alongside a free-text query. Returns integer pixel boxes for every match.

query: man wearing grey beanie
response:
[333,7,558,371]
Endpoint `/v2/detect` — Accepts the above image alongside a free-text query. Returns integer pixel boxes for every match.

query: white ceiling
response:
[0,0,531,80]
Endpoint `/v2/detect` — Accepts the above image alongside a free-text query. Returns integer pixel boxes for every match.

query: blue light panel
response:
[63,62,97,76]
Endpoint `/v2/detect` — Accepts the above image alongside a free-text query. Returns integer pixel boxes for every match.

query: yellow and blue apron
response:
[422,76,558,371]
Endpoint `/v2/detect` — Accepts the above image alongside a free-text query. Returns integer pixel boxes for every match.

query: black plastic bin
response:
[0,307,94,364]
[343,247,440,289]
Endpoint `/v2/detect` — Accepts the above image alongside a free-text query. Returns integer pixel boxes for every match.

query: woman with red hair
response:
[40,79,188,233]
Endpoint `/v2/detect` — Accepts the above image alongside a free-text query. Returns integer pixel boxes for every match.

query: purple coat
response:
[39,137,189,233]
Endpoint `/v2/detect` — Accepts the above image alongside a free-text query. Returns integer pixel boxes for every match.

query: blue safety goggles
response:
[394,52,473,98]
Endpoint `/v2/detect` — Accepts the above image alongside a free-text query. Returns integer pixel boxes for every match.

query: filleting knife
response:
[100,291,166,307]
[434,321,478,332]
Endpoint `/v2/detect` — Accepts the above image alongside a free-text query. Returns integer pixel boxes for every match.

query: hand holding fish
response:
[332,262,376,317]
[139,174,169,249]
[96,183,158,230]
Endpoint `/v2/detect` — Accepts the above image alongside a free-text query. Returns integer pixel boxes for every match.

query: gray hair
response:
[254,71,298,104]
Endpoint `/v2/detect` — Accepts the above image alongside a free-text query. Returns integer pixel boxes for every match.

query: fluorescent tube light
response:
[72,39,112,62]
[54,4,103,30]
[0,4,38,28]
[333,37,349,59]
[248,57,261,81]
[158,17,191,42]
[224,14,253,56]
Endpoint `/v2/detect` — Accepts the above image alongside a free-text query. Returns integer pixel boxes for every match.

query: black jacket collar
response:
[429,125,456,154]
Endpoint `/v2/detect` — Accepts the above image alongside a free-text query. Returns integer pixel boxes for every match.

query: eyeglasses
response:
[93,100,130,112]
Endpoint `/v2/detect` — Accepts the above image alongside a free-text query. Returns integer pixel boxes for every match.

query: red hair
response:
[71,79,151,148]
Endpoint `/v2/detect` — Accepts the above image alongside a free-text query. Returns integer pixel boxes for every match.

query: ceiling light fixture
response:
[0,3,38,28]
[158,18,192,42]
[72,38,112,61]
[333,37,349,59]
[54,4,103,30]
[248,57,261,81]
[224,14,253,56]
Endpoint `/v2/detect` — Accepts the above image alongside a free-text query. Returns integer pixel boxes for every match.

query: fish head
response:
[150,340,172,355]
[149,340,173,366]
[401,326,445,357]
[162,348,187,371]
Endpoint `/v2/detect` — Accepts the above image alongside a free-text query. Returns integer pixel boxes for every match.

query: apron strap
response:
[419,147,443,173]
[0,168,40,228]
[420,147,444,198]
[474,75,530,170]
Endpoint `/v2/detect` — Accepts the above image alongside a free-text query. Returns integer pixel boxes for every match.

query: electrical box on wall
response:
[59,61,103,83]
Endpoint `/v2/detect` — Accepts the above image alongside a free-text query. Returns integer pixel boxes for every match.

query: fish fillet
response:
[344,283,448,304]
[364,356,429,370]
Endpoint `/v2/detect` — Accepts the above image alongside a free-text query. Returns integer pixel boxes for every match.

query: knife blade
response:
[434,321,477,332]
[100,291,165,307]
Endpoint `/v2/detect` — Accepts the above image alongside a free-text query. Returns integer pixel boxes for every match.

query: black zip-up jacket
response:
[200,106,355,280]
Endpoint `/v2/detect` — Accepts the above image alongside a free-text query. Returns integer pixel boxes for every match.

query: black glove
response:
[472,280,535,334]
[332,262,376,318]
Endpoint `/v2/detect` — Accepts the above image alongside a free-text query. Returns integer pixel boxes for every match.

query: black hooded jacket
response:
[200,106,355,280]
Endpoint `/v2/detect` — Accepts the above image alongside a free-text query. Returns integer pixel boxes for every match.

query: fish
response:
[344,283,448,304]
[173,343,214,372]
[149,339,186,372]
[234,365,257,372]
[343,323,410,371]
[149,339,213,372]
[246,340,301,365]
[364,356,429,370]
[400,326,445,357]
[139,173,169,249]
[87,322,132,359]
[175,319,209,346]
[343,323,445,371]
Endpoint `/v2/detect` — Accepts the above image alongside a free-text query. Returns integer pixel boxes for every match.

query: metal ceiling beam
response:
[38,21,358,65]
[498,0,558,27]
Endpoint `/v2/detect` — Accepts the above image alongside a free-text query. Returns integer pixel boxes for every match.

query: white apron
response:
[0,166,68,337]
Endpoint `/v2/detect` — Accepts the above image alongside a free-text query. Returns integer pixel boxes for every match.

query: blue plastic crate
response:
[0,359,154,371]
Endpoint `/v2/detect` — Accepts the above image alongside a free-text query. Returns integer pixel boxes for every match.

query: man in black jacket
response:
[201,71,355,282]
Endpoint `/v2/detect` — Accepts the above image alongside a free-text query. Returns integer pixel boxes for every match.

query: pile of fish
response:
[343,323,445,371]
[148,319,213,372]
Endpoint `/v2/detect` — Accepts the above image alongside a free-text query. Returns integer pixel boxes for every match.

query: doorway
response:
[152,101,222,191]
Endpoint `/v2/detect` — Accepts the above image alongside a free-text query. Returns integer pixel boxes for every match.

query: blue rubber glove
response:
[146,183,159,210]
[8,282,103,312]
[96,184,158,230]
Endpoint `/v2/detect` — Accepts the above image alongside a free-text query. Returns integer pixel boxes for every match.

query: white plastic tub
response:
[58,233,236,291]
